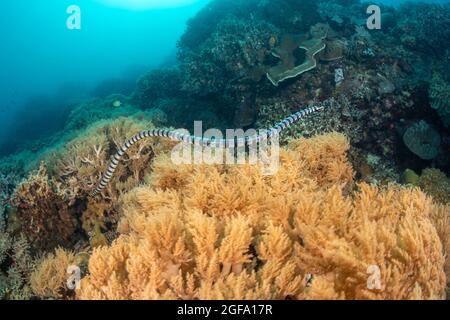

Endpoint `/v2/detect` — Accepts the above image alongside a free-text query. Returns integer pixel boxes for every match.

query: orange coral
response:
[51,117,174,239]
[76,133,448,300]
[30,248,76,299]
[12,163,78,251]
[12,117,174,252]
[81,199,111,248]
[49,117,173,202]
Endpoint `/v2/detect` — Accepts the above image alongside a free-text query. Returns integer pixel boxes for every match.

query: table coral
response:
[267,33,326,86]
[320,39,345,62]
[77,133,448,300]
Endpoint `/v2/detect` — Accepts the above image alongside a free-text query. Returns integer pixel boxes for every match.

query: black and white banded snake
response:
[91,105,324,196]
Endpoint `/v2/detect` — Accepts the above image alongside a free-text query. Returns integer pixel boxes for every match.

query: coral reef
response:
[177,0,317,57]
[180,16,279,95]
[401,169,420,186]
[77,133,448,300]
[257,97,364,145]
[49,117,171,201]
[0,233,34,300]
[317,0,366,27]
[430,204,450,293]
[320,38,345,62]
[1,0,450,300]
[65,95,167,133]
[9,116,174,253]
[132,68,183,110]
[393,3,450,57]
[266,23,346,86]
[30,248,77,299]
[0,172,20,230]
[11,164,78,251]
[267,32,326,86]
[402,121,441,160]
[0,151,32,198]
[136,0,448,179]
[401,168,449,206]
[418,169,450,206]
[429,72,450,128]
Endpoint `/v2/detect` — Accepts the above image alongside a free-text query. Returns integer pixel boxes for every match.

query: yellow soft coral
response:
[77,133,448,300]
[50,117,173,202]
[30,248,76,299]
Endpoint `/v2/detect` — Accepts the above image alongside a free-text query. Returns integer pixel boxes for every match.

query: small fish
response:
[112,100,122,108]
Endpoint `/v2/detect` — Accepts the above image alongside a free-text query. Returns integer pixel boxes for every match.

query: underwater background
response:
[0,0,449,300]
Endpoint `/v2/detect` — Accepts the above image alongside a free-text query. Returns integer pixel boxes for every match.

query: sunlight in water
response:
[97,0,200,10]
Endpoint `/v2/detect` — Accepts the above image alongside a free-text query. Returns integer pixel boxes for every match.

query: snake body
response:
[91,105,323,196]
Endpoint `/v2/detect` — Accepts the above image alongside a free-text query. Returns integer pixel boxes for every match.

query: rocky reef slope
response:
[0,0,449,300]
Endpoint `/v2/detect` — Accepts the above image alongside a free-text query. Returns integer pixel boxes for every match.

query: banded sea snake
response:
[91,105,324,196]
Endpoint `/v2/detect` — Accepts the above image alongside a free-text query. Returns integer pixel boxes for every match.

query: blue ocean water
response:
[0,0,208,155]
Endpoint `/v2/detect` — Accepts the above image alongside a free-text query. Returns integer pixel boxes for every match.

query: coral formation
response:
[394,3,450,57]
[267,34,326,86]
[429,72,450,128]
[65,95,140,132]
[401,168,449,206]
[91,105,324,196]
[418,169,450,206]
[50,117,172,201]
[0,173,20,230]
[317,0,366,27]
[9,116,173,253]
[1,0,449,301]
[320,39,345,62]
[132,68,183,109]
[12,164,78,251]
[0,233,34,300]
[256,97,364,146]
[402,121,441,160]
[30,248,76,299]
[77,133,448,300]
[267,23,331,86]
[430,204,450,293]
[81,199,110,248]
[180,16,278,94]
[401,169,420,186]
